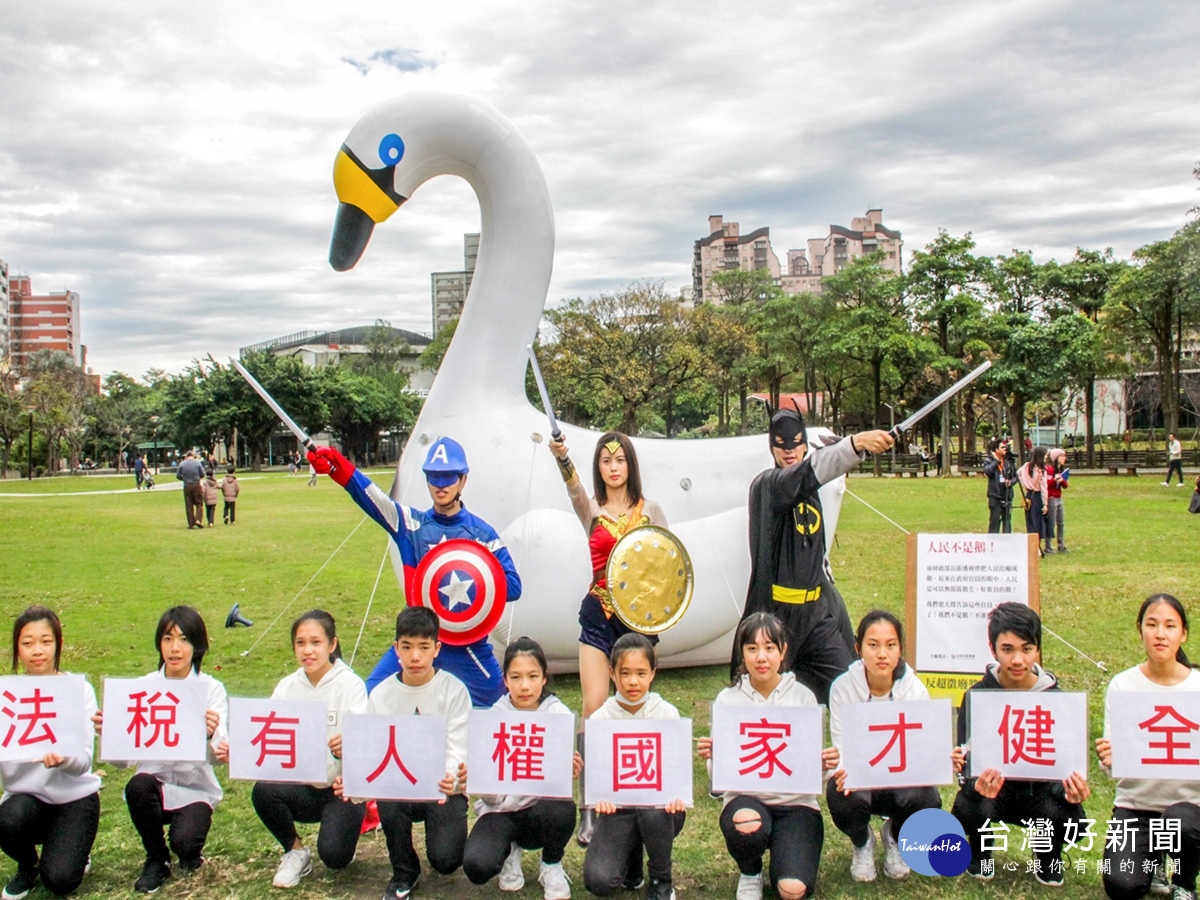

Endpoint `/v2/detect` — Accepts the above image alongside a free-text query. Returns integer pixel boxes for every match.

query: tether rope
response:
[350,540,391,667]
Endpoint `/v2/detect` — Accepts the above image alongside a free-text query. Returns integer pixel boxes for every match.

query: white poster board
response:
[913,534,1032,673]
[584,719,693,808]
[1110,692,1200,780]
[969,691,1087,781]
[228,698,329,783]
[841,699,954,790]
[100,677,209,763]
[710,705,823,796]
[466,710,574,799]
[0,675,88,762]
[341,714,447,801]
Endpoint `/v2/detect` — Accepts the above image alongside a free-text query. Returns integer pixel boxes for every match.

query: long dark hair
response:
[502,636,554,703]
[292,609,342,662]
[592,432,643,506]
[730,612,789,686]
[1138,593,1194,667]
[1028,446,1048,471]
[12,606,63,674]
[855,609,908,683]
[155,606,209,674]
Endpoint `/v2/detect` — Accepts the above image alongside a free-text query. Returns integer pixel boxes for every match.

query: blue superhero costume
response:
[335,465,521,707]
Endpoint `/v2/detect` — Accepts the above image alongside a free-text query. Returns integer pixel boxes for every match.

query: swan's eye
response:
[378,134,405,166]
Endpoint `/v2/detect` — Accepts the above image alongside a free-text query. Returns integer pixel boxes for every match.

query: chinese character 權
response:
[737,719,792,779]
[612,733,662,791]
[492,721,546,782]
[998,703,1055,766]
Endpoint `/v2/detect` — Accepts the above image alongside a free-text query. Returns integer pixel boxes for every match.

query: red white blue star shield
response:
[409,539,508,646]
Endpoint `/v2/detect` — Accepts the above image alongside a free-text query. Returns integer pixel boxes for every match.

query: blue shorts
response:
[577,592,659,657]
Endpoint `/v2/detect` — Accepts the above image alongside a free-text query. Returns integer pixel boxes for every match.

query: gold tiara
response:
[604,440,622,455]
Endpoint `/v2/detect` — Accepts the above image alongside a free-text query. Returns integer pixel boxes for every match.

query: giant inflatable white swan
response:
[328,93,847,668]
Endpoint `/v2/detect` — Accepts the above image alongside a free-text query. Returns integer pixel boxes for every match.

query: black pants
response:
[1104,804,1200,900]
[0,792,100,895]
[988,499,1012,534]
[951,778,1084,867]
[223,501,236,523]
[463,800,576,885]
[719,797,823,892]
[1168,460,1185,485]
[1025,502,1048,543]
[583,808,685,894]
[377,795,467,884]
[124,773,212,865]
[825,781,941,847]
[251,782,364,870]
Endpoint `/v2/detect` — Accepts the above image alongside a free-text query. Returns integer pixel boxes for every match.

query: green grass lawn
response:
[0,469,1197,899]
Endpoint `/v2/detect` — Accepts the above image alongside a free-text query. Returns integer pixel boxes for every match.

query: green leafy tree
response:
[95,373,153,470]
[323,367,418,464]
[418,319,458,373]
[687,303,755,436]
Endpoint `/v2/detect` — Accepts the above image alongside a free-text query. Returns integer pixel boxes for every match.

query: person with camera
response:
[983,438,1015,534]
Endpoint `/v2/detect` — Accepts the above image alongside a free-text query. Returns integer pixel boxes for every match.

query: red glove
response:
[307,447,355,487]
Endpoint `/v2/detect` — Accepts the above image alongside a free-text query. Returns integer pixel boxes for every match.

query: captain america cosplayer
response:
[307,438,520,707]
[733,408,894,705]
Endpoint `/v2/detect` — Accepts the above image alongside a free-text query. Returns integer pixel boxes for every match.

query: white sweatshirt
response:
[0,674,102,806]
[829,661,931,757]
[1104,665,1200,813]
[271,659,368,785]
[710,673,821,811]
[474,693,574,818]
[368,670,471,778]
[117,668,229,811]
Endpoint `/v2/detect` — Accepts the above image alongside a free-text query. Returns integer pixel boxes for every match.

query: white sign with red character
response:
[340,714,448,801]
[100,677,209,763]
[584,719,693,808]
[968,691,1088,781]
[0,675,88,763]
[841,699,954,790]
[710,705,823,796]
[228,698,329,783]
[1110,692,1200,780]
[466,710,574,799]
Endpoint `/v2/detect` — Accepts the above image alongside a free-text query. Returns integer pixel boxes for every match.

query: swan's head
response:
[329,112,409,271]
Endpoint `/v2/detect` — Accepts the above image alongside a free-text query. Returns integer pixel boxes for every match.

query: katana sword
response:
[231,359,316,452]
[526,345,562,441]
[891,359,992,439]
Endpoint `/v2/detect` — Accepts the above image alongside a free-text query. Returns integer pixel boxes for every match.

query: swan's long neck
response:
[418,107,554,407]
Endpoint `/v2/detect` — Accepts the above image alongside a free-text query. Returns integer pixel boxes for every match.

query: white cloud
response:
[1,0,1198,377]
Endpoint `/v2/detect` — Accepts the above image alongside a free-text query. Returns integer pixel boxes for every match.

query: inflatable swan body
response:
[329,93,847,668]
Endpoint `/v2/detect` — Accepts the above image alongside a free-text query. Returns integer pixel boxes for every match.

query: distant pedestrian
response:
[1017,446,1050,556]
[176,451,206,529]
[134,454,147,490]
[983,438,1015,534]
[307,463,318,487]
[1163,433,1185,486]
[201,468,220,528]
[222,466,240,524]
[287,453,297,476]
[1046,448,1069,552]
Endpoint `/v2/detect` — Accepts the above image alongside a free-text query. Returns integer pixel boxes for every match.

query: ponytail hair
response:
[502,636,554,703]
[854,609,908,684]
[291,609,342,662]
[1138,593,1195,667]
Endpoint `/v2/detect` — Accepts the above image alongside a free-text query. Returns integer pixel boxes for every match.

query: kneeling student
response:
[827,610,942,882]
[951,602,1090,884]
[584,634,687,900]
[218,610,367,888]
[699,612,838,900]
[335,606,471,900]
[462,638,580,899]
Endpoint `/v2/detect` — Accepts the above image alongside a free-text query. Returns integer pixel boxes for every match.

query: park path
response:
[0,476,265,497]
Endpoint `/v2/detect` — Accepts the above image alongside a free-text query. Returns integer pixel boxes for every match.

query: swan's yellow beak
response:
[329,145,407,271]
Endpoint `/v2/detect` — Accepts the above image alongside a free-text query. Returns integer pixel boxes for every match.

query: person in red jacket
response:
[1046,448,1069,553]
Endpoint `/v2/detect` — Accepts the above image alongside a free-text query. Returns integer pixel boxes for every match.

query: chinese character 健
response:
[998,703,1055,766]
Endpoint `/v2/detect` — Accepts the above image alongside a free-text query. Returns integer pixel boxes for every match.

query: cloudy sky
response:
[2,1,1198,379]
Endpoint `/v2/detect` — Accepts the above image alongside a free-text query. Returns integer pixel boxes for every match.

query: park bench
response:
[1107,464,1139,476]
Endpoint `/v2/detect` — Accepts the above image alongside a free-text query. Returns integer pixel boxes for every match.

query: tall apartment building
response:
[430,233,480,337]
[692,215,781,304]
[7,275,81,372]
[0,259,9,360]
[781,209,903,294]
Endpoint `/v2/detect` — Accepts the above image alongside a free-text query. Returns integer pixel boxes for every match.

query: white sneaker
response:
[273,847,313,889]
[499,843,524,892]
[881,822,909,880]
[736,872,764,900]
[538,860,571,900]
[850,827,877,882]
[1162,481,1171,486]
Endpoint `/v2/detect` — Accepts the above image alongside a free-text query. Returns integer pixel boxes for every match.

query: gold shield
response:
[605,525,694,634]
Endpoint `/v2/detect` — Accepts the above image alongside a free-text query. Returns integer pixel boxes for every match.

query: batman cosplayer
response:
[734,407,894,705]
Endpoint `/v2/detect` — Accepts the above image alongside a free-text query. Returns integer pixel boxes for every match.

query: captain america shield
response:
[410,539,508,646]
